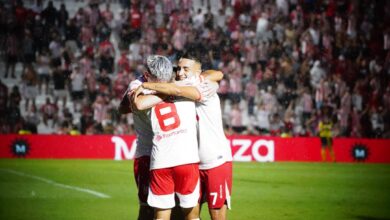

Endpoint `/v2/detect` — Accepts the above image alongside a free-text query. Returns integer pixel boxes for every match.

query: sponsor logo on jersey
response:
[154,129,188,141]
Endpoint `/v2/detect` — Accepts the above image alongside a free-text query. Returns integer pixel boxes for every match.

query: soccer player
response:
[131,55,201,220]
[318,114,335,162]
[135,52,233,220]
[118,55,167,220]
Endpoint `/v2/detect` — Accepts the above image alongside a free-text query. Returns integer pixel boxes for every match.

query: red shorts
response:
[148,163,200,209]
[200,162,232,209]
[133,156,150,205]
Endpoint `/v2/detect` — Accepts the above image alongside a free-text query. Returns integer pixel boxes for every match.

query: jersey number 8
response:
[154,102,181,131]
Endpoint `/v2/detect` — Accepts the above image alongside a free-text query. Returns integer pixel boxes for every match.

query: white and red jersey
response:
[133,110,154,158]
[150,98,199,170]
[129,78,154,158]
[180,76,233,170]
[196,93,233,170]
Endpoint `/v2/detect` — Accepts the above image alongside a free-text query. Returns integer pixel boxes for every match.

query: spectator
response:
[300,87,314,124]
[217,74,229,114]
[98,37,115,73]
[228,71,243,105]
[49,33,62,68]
[52,67,68,109]
[4,33,19,78]
[310,60,325,89]
[115,117,132,135]
[192,8,204,30]
[40,97,59,127]
[22,30,36,73]
[350,107,364,137]
[255,102,270,135]
[370,107,385,138]
[24,105,40,134]
[79,103,94,134]
[59,107,73,125]
[284,102,295,135]
[352,86,363,112]
[0,79,8,116]
[269,113,284,136]
[69,125,81,135]
[0,0,388,137]
[36,49,52,95]
[7,96,23,133]
[58,3,69,36]
[8,85,22,108]
[21,64,38,111]
[41,1,58,29]
[70,65,85,112]
[57,121,70,135]
[229,104,246,134]
[32,15,48,54]
[85,69,97,103]
[92,94,109,124]
[244,75,257,116]
[101,3,113,25]
[18,120,33,135]
[256,12,269,41]
[96,69,111,96]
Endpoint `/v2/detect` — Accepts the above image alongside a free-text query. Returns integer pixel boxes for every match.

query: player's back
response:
[128,78,154,158]
[133,110,154,158]
[150,98,199,170]
[196,94,232,170]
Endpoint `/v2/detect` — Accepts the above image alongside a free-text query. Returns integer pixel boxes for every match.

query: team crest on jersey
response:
[351,143,369,162]
[10,138,31,157]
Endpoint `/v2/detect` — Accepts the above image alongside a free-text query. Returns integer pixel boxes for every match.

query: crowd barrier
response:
[0,135,389,163]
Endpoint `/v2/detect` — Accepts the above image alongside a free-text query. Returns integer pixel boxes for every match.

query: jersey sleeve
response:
[174,76,218,102]
[195,80,219,102]
[129,79,143,91]
[129,79,156,95]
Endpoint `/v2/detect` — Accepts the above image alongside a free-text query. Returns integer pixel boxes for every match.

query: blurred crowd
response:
[0,0,389,138]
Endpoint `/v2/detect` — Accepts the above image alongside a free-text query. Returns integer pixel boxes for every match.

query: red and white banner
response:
[0,135,389,163]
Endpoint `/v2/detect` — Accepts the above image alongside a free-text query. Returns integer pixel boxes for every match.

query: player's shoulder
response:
[129,76,146,91]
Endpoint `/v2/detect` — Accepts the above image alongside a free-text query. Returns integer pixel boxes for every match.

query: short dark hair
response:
[179,50,201,64]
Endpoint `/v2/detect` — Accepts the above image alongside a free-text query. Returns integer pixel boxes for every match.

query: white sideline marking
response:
[0,169,111,199]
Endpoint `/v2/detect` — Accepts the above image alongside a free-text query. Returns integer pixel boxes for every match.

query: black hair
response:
[179,50,201,64]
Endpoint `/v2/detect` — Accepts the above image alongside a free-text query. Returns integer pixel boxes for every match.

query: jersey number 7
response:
[154,102,181,131]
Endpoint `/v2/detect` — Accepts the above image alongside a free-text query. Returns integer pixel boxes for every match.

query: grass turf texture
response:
[0,160,389,220]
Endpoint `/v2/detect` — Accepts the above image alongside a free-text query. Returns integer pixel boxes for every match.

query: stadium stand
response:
[0,0,389,138]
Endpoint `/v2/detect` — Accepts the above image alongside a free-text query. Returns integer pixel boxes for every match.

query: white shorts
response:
[147,163,200,209]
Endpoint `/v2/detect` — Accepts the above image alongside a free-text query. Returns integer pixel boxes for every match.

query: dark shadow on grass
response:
[354,215,390,220]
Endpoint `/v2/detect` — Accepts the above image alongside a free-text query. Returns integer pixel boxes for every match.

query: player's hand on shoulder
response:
[133,85,144,99]
[197,80,219,100]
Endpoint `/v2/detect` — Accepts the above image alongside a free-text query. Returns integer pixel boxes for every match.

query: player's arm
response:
[140,69,222,101]
[133,95,165,111]
[132,86,166,110]
[118,86,165,112]
[201,70,223,82]
[141,83,201,101]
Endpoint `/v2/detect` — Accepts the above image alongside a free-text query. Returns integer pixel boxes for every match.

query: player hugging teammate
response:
[119,52,232,220]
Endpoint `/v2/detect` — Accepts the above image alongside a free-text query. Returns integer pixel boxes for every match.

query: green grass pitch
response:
[0,160,389,220]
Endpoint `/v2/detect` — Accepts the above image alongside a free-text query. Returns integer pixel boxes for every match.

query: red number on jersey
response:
[154,102,180,131]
